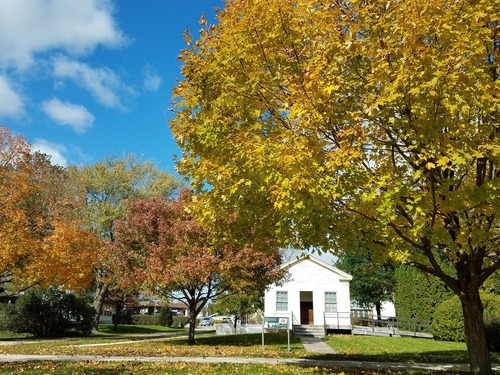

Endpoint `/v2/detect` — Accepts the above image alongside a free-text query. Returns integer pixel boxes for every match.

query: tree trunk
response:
[92,280,109,330]
[188,313,197,345]
[460,289,492,375]
[375,301,382,321]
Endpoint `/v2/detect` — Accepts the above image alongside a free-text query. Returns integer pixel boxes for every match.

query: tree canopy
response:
[111,190,284,344]
[0,126,99,289]
[69,155,181,327]
[170,1,499,373]
[335,249,395,320]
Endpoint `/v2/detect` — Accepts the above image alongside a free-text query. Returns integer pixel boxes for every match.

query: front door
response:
[300,291,314,325]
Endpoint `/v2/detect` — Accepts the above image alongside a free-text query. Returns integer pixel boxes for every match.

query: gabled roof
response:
[281,254,353,281]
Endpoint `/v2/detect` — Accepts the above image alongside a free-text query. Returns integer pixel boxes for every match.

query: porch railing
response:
[323,311,353,331]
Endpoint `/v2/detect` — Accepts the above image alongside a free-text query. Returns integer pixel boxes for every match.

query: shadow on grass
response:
[304,350,471,364]
[0,335,33,342]
[97,324,185,335]
[0,331,88,342]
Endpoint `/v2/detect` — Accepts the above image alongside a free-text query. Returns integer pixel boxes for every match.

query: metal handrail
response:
[323,311,352,329]
[351,315,432,336]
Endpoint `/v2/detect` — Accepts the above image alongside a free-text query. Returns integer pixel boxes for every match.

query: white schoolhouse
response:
[264,255,352,336]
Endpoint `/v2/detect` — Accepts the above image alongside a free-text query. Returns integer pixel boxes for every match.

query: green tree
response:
[69,155,180,329]
[171,1,500,373]
[483,271,500,295]
[432,293,500,343]
[158,305,174,327]
[210,289,264,327]
[335,249,395,320]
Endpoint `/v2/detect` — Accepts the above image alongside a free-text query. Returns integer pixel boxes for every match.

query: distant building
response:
[99,298,190,323]
[264,255,352,336]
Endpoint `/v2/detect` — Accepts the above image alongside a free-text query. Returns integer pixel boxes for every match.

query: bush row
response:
[431,293,500,352]
[112,305,181,327]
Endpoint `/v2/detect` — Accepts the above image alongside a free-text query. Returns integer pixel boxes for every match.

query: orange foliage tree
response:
[0,126,99,290]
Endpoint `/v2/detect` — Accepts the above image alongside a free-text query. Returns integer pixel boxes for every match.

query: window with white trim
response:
[325,292,337,313]
[276,291,288,311]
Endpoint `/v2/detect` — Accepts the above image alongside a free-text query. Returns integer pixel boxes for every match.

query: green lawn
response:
[321,335,483,363]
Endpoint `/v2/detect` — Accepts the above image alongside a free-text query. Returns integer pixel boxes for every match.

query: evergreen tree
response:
[335,249,395,320]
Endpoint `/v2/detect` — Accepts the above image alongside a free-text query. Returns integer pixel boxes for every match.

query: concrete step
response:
[293,325,325,338]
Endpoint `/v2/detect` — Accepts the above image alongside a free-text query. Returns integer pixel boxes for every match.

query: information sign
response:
[262,316,290,351]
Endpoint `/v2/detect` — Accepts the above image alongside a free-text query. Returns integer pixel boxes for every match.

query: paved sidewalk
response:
[1,353,499,372]
[300,337,336,354]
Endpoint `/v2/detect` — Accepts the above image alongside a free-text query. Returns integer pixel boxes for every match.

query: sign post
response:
[262,316,290,351]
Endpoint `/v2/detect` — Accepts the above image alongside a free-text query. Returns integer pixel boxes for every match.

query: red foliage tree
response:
[112,189,284,344]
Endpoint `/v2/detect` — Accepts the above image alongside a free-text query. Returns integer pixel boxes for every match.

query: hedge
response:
[394,265,453,330]
[172,316,190,328]
[131,314,159,326]
[432,292,500,351]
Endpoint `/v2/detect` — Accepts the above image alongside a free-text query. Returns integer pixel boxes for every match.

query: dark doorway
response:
[300,291,314,325]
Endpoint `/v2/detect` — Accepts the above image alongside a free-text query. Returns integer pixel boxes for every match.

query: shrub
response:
[3,287,95,337]
[485,318,500,352]
[131,314,159,326]
[158,305,173,327]
[112,310,132,325]
[431,297,464,342]
[0,303,16,331]
[172,316,190,328]
[432,293,500,344]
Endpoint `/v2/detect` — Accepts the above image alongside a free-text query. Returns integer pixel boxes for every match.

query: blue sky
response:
[0,0,223,174]
[0,0,337,264]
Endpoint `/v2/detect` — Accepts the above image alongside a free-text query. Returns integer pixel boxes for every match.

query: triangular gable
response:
[281,254,352,281]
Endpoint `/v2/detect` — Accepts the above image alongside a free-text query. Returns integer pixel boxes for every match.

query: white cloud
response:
[32,139,68,167]
[0,0,126,70]
[53,57,135,109]
[143,65,162,92]
[0,76,24,117]
[42,98,94,133]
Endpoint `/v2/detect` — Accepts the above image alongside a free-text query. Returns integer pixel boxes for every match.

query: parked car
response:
[222,317,232,324]
[200,316,213,326]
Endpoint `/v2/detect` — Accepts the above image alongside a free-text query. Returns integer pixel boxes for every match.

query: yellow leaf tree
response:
[170,1,500,373]
[69,155,181,328]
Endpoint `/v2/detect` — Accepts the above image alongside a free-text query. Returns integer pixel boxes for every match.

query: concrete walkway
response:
[300,337,336,354]
[0,353,499,372]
